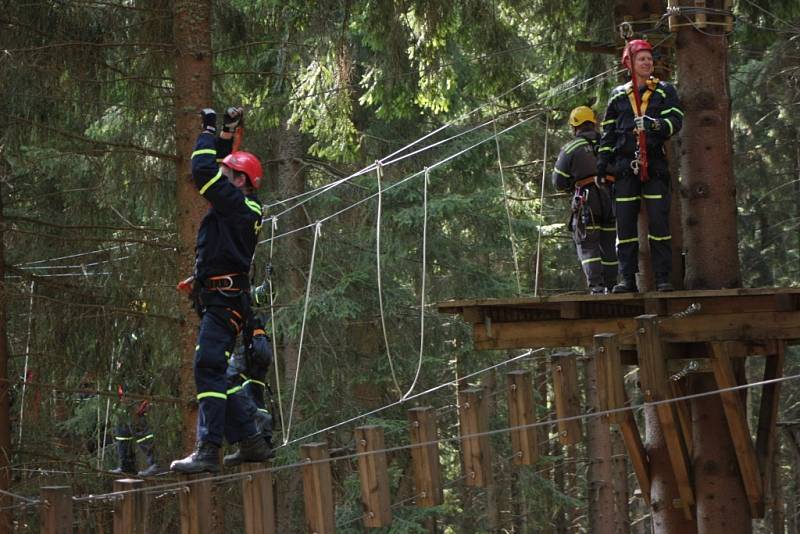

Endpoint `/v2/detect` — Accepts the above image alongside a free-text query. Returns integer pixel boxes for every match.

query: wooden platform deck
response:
[437,287,800,354]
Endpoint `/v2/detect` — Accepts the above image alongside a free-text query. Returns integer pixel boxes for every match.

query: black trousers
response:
[572,184,617,288]
[612,161,672,277]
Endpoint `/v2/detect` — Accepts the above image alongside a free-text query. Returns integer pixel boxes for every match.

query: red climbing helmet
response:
[621,39,653,70]
[222,151,263,189]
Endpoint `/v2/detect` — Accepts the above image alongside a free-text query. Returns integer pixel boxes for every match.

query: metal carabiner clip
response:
[630,158,640,176]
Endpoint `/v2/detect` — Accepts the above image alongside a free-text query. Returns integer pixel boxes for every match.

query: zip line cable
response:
[494,118,523,295]
[401,167,430,400]
[266,217,287,443]
[534,113,550,297]
[374,161,403,397]
[282,222,322,445]
[57,370,800,506]
[17,281,35,446]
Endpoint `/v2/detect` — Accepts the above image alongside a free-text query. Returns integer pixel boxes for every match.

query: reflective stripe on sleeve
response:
[554,167,570,178]
[616,196,639,202]
[642,194,662,200]
[598,146,613,153]
[663,118,674,135]
[199,169,223,195]
[191,149,216,159]
[197,391,227,401]
[226,385,243,395]
[257,408,269,414]
[244,199,262,216]
[602,119,614,126]
[565,140,588,154]
[115,436,134,441]
[242,378,266,388]
[661,107,684,117]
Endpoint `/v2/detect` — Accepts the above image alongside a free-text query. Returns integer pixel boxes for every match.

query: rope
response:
[533,113,550,297]
[374,161,402,397]
[69,371,800,503]
[402,167,430,400]
[282,222,322,445]
[494,119,522,295]
[267,217,286,442]
[17,281,35,445]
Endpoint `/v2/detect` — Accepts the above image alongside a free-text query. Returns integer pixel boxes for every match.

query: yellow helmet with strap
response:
[568,106,596,127]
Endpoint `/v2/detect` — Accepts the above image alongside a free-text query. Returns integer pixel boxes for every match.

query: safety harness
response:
[627,78,658,182]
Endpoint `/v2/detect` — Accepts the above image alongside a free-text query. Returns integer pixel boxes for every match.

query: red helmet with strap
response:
[621,39,653,70]
[222,151,263,190]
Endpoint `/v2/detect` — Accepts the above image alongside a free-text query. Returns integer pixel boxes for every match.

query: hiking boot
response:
[170,442,220,474]
[589,285,607,295]
[612,276,638,294]
[655,274,674,292]
[110,464,136,476]
[137,463,163,477]
[224,434,274,467]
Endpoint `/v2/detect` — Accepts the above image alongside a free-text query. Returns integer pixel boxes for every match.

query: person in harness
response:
[110,394,161,477]
[222,312,276,466]
[552,106,618,294]
[170,107,272,474]
[596,39,684,293]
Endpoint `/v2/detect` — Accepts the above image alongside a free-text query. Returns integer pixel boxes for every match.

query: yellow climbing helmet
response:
[568,106,596,127]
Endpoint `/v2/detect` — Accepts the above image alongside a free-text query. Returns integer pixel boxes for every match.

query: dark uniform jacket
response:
[596,78,683,172]
[552,130,605,192]
[191,133,263,283]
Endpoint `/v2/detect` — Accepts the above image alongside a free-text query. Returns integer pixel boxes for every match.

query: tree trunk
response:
[483,370,501,531]
[689,373,751,534]
[274,121,308,532]
[0,171,12,532]
[612,427,631,534]
[172,0,213,452]
[585,353,615,534]
[771,431,785,534]
[675,1,750,532]
[676,0,741,289]
[646,405,697,532]
[536,355,555,534]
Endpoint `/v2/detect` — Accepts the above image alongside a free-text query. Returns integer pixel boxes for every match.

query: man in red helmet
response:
[596,39,683,293]
[171,107,272,473]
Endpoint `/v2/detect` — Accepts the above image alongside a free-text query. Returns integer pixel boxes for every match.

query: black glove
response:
[222,106,244,133]
[634,115,661,132]
[200,108,216,134]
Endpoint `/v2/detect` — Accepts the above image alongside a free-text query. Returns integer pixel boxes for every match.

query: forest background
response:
[1,0,799,532]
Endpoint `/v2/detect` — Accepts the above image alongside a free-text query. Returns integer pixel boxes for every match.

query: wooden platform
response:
[438,287,800,355]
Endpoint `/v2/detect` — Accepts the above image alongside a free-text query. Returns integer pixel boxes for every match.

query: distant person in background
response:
[552,106,618,294]
[110,391,161,477]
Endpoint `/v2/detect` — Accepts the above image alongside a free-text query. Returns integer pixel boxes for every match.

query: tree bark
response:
[645,405,697,532]
[689,373,751,534]
[771,431,785,534]
[0,169,12,533]
[612,427,631,534]
[172,0,213,452]
[483,370,501,531]
[585,352,615,534]
[676,0,741,289]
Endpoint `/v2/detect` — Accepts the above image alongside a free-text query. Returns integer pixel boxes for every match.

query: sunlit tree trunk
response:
[585,353,615,534]
[173,0,213,452]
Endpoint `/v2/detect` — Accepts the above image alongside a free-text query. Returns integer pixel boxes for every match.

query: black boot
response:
[170,442,220,474]
[137,437,162,477]
[223,434,274,467]
[110,435,136,476]
[655,273,674,292]
[612,276,638,294]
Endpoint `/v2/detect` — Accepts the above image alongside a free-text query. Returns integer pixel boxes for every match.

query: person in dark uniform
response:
[596,39,684,293]
[110,396,161,477]
[552,106,618,294]
[170,107,272,474]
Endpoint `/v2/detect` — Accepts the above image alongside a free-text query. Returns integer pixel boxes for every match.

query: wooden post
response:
[551,353,582,445]
[723,0,733,32]
[241,463,275,534]
[694,0,707,28]
[41,486,72,534]
[506,371,538,465]
[756,341,785,501]
[710,341,764,517]
[355,426,392,528]
[408,407,443,507]
[458,387,492,487]
[618,408,651,506]
[301,443,335,534]
[594,334,625,424]
[113,479,148,534]
[636,315,694,518]
[178,474,213,534]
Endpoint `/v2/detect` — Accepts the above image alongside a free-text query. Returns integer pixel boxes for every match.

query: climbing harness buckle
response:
[630,155,640,176]
[619,21,634,41]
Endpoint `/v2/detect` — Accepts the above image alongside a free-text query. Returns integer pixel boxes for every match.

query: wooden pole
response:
[241,463,276,534]
[594,334,625,424]
[301,443,334,534]
[551,353,582,445]
[113,479,148,534]
[458,387,492,487]
[355,426,392,528]
[40,486,73,534]
[506,371,539,465]
[408,407,443,507]
[178,474,213,534]
[586,347,616,534]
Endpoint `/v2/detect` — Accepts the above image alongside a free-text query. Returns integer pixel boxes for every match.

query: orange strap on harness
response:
[574,175,616,188]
